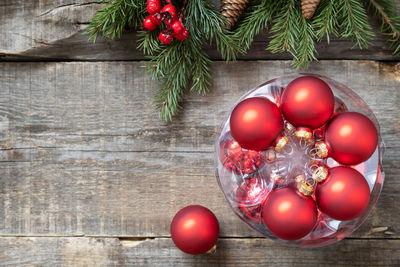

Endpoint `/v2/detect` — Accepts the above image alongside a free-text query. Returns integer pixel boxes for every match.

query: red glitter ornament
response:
[262,181,317,240]
[230,97,283,151]
[236,177,269,223]
[280,76,334,130]
[314,166,370,221]
[219,132,264,174]
[171,205,219,255]
[316,112,378,165]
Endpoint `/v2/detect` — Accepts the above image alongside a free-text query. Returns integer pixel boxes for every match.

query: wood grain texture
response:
[0,237,399,266]
[0,0,399,61]
[0,60,398,240]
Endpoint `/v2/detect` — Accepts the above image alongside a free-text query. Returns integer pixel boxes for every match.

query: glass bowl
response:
[215,73,385,247]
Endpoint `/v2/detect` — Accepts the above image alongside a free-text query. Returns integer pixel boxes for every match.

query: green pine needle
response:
[336,0,374,49]
[234,0,281,52]
[367,0,400,55]
[313,0,340,43]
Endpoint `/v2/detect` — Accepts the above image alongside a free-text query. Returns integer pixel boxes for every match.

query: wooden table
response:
[0,1,399,266]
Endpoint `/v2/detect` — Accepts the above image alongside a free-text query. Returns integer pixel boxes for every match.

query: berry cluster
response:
[143,0,188,44]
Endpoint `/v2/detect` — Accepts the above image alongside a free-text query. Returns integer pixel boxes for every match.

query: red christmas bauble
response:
[171,205,219,255]
[262,187,317,240]
[230,97,283,151]
[280,76,334,129]
[237,177,269,223]
[325,112,378,165]
[219,132,264,174]
[315,166,370,221]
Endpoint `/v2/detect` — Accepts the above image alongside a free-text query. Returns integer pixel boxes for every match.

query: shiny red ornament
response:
[230,97,283,151]
[262,186,317,240]
[174,27,189,41]
[171,205,219,255]
[219,132,264,174]
[143,17,157,31]
[162,4,178,23]
[315,166,370,221]
[324,112,378,165]
[150,13,163,26]
[147,0,161,15]
[280,76,334,129]
[236,177,269,223]
[171,20,184,36]
[159,30,173,44]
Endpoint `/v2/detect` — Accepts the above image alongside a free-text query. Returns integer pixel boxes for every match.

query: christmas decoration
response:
[230,97,284,151]
[315,112,378,165]
[219,131,264,174]
[280,76,335,134]
[237,176,269,223]
[262,181,317,240]
[220,0,249,29]
[215,74,385,247]
[88,0,400,120]
[313,166,370,221]
[171,205,219,255]
[301,0,321,19]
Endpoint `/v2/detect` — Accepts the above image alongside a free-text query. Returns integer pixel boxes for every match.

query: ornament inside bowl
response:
[215,73,385,247]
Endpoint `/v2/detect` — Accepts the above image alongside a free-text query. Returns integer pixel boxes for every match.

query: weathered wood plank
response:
[0,0,399,61]
[0,61,398,240]
[0,237,399,266]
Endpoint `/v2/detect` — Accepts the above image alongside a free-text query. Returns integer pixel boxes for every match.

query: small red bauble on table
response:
[171,205,219,254]
[215,74,385,247]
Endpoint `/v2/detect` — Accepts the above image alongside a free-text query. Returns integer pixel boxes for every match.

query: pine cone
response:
[220,0,249,29]
[301,0,321,19]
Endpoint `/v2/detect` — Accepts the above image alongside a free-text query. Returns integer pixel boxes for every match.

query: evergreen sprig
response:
[367,0,400,55]
[87,0,400,120]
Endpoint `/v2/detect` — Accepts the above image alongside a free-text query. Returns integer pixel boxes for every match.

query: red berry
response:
[143,17,156,31]
[147,0,161,15]
[150,13,162,26]
[162,4,178,21]
[171,20,184,35]
[159,30,173,44]
[174,27,188,41]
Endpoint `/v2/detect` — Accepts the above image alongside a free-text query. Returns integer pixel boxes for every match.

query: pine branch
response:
[137,0,241,120]
[367,0,400,55]
[267,0,299,56]
[86,0,146,41]
[234,0,281,52]
[267,0,316,69]
[313,0,339,43]
[296,15,317,69]
[187,0,244,60]
[336,0,374,49]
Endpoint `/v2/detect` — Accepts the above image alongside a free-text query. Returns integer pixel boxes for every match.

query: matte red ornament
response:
[315,166,370,221]
[219,132,264,174]
[171,205,219,255]
[230,97,283,151]
[280,76,334,129]
[262,185,317,240]
[324,112,378,165]
[237,177,269,223]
